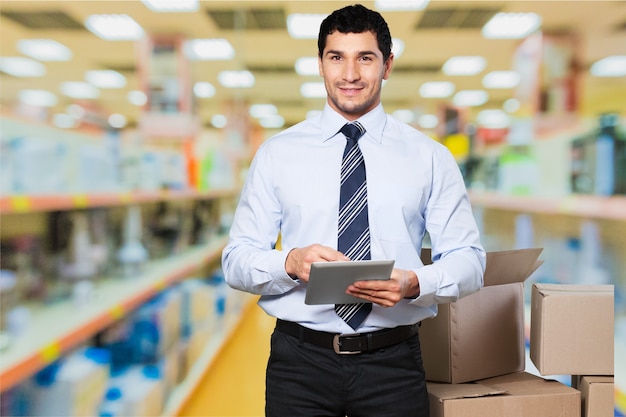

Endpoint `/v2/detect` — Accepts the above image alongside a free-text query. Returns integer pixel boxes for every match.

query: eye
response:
[330,55,342,61]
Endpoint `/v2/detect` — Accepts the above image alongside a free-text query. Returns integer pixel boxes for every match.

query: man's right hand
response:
[285,244,349,282]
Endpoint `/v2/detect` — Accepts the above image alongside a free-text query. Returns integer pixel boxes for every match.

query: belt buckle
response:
[333,333,361,355]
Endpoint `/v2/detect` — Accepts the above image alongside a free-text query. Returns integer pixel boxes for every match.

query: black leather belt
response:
[276,319,419,354]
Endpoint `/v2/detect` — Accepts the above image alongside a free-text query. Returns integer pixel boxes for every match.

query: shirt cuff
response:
[269,248,300,290]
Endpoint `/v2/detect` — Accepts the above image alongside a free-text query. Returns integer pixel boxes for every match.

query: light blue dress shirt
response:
[222,103,486,334]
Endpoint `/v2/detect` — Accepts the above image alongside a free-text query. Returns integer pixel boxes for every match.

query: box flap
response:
[427,382,506,401]
[483,248,543,286]
[479,371,580,397]
[534,283,614,295]
[421,248,543,287]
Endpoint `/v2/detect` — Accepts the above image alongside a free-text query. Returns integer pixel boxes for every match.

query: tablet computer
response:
[304,260,394,305]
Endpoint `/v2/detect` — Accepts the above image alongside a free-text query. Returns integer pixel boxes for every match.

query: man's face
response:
[319,30,393,121]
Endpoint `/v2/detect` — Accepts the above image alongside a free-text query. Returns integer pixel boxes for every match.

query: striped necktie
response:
[335,121,372,330]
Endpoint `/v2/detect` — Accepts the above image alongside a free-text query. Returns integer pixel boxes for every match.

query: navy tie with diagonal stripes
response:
[335,121,372,330]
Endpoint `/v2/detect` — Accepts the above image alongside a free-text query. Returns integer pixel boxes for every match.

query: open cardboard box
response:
[427,371,580,417]
[419,248,543,384]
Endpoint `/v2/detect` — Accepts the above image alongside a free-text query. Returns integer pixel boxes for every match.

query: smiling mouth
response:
[339,87,363,96]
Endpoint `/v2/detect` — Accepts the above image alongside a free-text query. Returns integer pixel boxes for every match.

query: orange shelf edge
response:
[469,191,626,221]
[0,188,240,215]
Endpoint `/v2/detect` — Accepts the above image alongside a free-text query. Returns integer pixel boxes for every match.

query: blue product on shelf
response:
[571,112,623,196]
[98,387,127,417]
[0,383,30,417]
[105,365,165,417]
[128,289,182,364]
[594,113,617,196]
[207,269,228,317]
[26,347,111,417]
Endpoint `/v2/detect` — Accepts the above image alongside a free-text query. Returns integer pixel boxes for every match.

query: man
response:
[222,4,485,416]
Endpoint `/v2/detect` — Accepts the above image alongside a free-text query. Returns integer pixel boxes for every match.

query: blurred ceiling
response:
[1,0,625,130]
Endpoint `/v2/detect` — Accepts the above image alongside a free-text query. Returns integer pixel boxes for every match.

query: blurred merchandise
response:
[498,146,539,195]
[23,347,110,417]
[116,205,148,277]
[571,112,625,196]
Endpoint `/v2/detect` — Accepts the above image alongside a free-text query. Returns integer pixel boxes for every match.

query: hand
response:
[285,244,349,282]
[346,268,420,307]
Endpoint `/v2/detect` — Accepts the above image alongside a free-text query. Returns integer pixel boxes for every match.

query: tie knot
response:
[341,122,365,143]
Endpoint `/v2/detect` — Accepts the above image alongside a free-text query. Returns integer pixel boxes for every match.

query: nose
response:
[343,59,360,82]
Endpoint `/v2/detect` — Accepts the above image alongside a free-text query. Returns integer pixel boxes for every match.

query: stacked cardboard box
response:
[419,249,613,417]
[531,283,614,417]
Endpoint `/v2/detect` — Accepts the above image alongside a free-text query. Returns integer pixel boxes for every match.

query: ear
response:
[383,53,394,80]
[318,56,324,77]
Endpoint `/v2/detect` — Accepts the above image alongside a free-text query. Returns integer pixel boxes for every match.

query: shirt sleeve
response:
[410,145,486,307]
[221,144,299,295]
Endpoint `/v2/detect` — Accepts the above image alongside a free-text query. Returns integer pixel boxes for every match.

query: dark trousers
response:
[265,326,429,417]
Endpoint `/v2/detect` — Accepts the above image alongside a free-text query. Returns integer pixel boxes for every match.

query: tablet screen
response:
[304,260,394,305]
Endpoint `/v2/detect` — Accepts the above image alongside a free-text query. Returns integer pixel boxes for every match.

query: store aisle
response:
[178,299,275,417]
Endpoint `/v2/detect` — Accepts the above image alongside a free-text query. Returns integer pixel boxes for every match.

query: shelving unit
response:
[0,236,229,392]
[469,191,626,221]
[162,295,256,417]
[0,188,240,215]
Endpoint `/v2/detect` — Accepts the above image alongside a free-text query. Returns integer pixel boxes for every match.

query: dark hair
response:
[317,4,392,61]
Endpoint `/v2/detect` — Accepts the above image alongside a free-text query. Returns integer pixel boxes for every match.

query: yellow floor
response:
[177,299,275,417]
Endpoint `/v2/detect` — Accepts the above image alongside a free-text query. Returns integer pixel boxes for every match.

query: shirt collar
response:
[320,103,387,144]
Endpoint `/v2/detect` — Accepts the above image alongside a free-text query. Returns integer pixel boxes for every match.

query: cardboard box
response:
[530,284,614,376]
[428,371,581,417]
[574,376,614,417]
[419,248,543,383]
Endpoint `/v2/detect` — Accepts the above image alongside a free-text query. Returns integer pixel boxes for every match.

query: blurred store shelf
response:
[0,236,228,393]
[469,191,626,221]
[0,188,240,215]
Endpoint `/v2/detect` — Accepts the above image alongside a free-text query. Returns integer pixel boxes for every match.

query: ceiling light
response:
[0,57,46,77]
[590,55,626,77]
[295,57,319,76]
[108,113,127,129]
[67,104,86,119]
[482,12,541,39]
[249,104,278,118]
[503,98,520,113]
[419,81,455,98]
[287,14,327,39]
[300,82,327,98]
[259,115,285,129]
[211,114,228,128]
[453,90,489,107]
[141,0,198,12]
[18,39,72,61]
[85,14,145,41]
[18,89,57,107]
[127,90,148,106]
[418,114,439,129]
[392,38,405,59]
[85,70,126,88]
[61,82,100,99]
[375,0,430,11]
[218,70,255,88]
[477,109,510,128]
[193,82,216,98]
[392,109,415,123]
[442,56,486,76]
[482,71,521,89]
[306,110,322,119]
[53,113,78,129]
[185,39,235,60]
